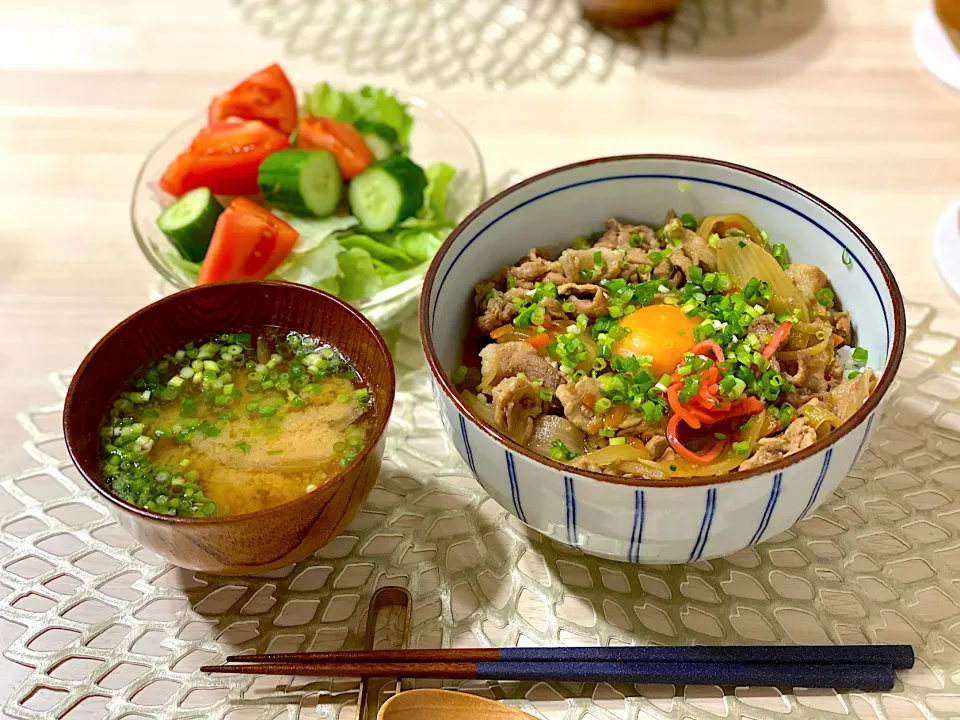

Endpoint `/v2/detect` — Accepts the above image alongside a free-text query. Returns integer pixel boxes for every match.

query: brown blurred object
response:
[936,0,960,45]
[580,0,684,28]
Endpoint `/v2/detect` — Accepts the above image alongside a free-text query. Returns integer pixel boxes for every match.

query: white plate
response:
[914,6,960,91]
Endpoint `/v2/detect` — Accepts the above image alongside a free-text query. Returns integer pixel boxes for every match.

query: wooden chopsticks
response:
[202,644,912,690]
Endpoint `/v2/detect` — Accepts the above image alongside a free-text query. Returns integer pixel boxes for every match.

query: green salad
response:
[155,64,459,302]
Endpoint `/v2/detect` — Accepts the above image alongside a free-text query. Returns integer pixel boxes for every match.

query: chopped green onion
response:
[452,365,468,383]
[562,301,576,313]
[771,243,789,268]
[733,441,751,455]
[594,397,613,413]
[235,441,251,454]
[609,437,626,446]
[598,428,615,438]
[852,346,868,364]
[816,287,834,306]
[779,403,796,427]
[550,440,579,461]
[842,249,852,267]
[680,213,697,230]
[539,389,554,402]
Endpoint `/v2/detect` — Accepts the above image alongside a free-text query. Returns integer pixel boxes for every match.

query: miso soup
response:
[99,329,371,517]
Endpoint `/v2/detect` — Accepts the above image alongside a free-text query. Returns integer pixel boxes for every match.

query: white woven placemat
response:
[2,300,960,720]
[234,0,791,87]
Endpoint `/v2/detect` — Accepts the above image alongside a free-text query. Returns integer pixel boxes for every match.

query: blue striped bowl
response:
[419,156,905,564]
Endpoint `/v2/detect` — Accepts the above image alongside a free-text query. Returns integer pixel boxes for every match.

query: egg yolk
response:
[613,305,701,378]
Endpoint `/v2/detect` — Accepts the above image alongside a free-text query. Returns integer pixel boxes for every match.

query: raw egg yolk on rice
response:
[613,305,701,377]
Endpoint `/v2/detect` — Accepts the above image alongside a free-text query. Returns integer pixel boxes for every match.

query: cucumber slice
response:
[258,149,343,217]
[354,120,400,160]
[156,187,223,262]
[348,156,427,232]
[362,134,394,161]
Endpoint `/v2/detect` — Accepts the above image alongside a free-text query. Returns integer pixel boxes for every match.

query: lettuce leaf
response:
[274,212,359,254]
[165,251,201,279]
[351,86,413,148]
[398,230,445,262]
[339,233,416,266]
[302,83,413,151]
[337,247,390,301]
[302,82,359,125]
[270,212,351,286]
[423,162,456,222]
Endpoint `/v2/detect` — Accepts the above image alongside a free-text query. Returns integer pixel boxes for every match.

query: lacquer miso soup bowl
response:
[420,155,905,564]
[64,281,395,575]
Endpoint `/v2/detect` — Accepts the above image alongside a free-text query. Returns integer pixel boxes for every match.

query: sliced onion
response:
[740,410,769,449]
[528,415,585,460]
[717,237,809,322]
[801,401,843,439]
[478,348,499,391]
[828,368,876,421]
[666,454,747,477]
[577,334,600,373]
[492,324,538,343]
[461,390,495,426]
[793,322,821,335]
[760,412,780,438]
[787,321,818,351]
[578,443,652,467]
[495,330,533,344]
[777,335,830,360]
[697,214,763,243]
[619,460,671,480]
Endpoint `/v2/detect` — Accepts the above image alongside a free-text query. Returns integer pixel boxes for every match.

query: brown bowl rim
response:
[64,280,396,523]
[419,154,906,489]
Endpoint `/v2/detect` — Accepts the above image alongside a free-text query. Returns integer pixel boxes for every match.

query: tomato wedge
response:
[208,64,298,134]
[159,150,194,196]
[160,118,290,197]
[297,116,373,179]
[198,197,298,284]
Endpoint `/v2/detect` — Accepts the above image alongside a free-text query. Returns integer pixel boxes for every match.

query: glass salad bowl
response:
[131,92,486,329]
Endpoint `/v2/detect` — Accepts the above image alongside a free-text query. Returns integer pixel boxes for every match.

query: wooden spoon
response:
[378,689,538,720]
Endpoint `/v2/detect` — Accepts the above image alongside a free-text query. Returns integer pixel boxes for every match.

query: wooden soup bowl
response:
[64,281,395,575]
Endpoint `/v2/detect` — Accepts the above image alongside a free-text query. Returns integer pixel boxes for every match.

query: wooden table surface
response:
[0,0,957,716]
